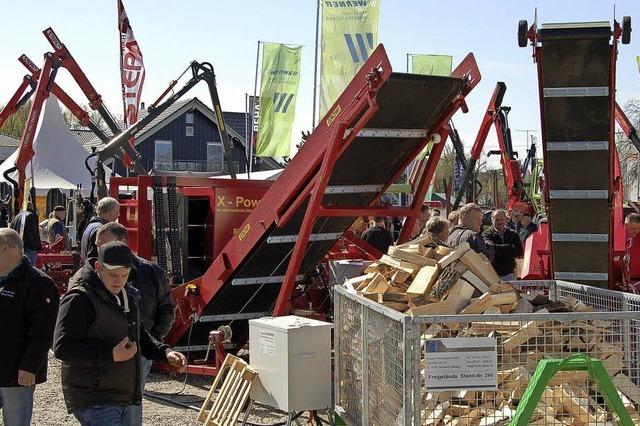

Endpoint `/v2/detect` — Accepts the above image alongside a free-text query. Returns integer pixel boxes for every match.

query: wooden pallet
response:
[197,354,258,426]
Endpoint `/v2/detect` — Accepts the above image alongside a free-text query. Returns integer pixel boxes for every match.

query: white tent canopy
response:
[0,95,103,195]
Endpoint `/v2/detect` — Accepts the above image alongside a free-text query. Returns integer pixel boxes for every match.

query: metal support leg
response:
[397,126,450,244]
[273,120,349,316]
[241,400,254,426]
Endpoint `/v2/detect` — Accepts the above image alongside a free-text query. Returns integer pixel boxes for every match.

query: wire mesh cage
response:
[335,281,640,426]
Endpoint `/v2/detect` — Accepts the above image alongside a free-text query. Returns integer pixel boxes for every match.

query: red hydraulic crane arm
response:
[0,75,36,129]
[5,53,59,213]
[452,82,506,209]
[615,101,640,152]
[18,54,110,142]
[492,107,526,210]
[42,28,121,136]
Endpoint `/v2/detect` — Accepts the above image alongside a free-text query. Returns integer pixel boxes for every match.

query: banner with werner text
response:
[320,0,380,117]
[256,44,302,157]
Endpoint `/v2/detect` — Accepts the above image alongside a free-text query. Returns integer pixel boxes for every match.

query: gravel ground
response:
[31,356,320,425]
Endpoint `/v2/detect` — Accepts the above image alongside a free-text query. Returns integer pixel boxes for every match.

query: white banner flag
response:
[118,0,145,162]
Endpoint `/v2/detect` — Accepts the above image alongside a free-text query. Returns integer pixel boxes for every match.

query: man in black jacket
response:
[92,222,175,424]
[80,196,120,264]
[361,217,394,255]
[483,209,523,280]
[0,228,59,426]
[10,202,41,265]
[54,241,186,425]
[446,203,494,261]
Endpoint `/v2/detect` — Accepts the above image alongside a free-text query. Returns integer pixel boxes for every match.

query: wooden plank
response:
[362,272,389,294]
[378,293,408,303]
[459,250,500,287]
[554,384,598,424]
[460,293,493,315]
[444,279,475,313]
[461,270,490,293]
[391,269,411,284]
[501,321,539,352]
[437,243,470,269]
[490,292,518,306]
[613,374,640,405]
[388,245,436,267]
[381,301,409,312]
[406,301,455,317]
[515,297,534,313]
[379,254,421,274]
[406,265,439,298]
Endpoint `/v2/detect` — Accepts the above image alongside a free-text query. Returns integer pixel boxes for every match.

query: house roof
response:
[0,133,20,148]
[222,111,249,141]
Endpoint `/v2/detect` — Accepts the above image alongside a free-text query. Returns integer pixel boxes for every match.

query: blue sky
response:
[1,1,639,166]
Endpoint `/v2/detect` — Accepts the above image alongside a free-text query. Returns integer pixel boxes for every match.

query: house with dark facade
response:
[74,97,280,175]
[0,133,19,164]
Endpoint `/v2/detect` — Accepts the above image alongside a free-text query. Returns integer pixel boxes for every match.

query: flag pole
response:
[250,40,261,177]
[312,0,321,128]
[244,93,249,174]
[406,53,410,73]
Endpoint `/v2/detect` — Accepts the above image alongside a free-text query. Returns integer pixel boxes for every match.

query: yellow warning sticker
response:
[238,223,251,242]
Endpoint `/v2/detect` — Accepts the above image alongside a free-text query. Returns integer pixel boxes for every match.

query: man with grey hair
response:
[80,197,120,264]
[446,203,494,261]
[0,228,59,425]
[483,209,523,280]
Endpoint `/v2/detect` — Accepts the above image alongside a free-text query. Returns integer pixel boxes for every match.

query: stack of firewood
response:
[342,236,640,425]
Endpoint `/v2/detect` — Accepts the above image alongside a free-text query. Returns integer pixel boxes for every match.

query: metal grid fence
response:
[335,281,640,425]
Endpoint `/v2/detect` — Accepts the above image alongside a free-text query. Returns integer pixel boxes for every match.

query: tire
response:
[518,20,529,47]
[622,16,631,45]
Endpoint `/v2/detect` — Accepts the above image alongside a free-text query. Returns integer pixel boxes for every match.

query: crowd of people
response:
[0,197,186,426]
[360,202,542,282]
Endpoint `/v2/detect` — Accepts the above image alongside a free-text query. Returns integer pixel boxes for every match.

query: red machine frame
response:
[162,45,481,359]
[519,18,627,290]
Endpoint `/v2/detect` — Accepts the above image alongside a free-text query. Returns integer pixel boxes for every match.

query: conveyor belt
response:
[167,46,478,349]
[538,22,613,288]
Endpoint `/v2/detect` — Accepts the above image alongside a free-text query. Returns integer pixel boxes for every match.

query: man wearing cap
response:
[93,222,175,424]
[518,212,538,242]
[42,205,69,249]
[54,241,187,425]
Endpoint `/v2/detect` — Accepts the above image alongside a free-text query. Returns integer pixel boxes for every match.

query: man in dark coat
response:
[446,203,494,261]
[0,228,59,426]
[92,222,175,424]
[54,241,186,425]
[10,202,41,265]
[80,196,120,264]
[361,216,395,256]
[483,209,523,280]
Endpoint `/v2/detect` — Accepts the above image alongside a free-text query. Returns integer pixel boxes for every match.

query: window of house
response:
[207,142,223,172]
[186,125,194,137]
[185,112,194,124]
[154,140,173,170]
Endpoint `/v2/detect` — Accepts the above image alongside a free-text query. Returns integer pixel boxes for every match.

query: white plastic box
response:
[249,315,332,412]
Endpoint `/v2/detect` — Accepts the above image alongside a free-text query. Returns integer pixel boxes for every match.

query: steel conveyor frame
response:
[165,44,481,349]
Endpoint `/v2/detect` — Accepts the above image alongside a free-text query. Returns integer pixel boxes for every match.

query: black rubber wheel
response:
[622,16,631,45]
[518,20,528,47]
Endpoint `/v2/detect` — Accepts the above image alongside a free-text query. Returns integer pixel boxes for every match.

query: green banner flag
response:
[256,43,302,157]
[411,54,452,76]
[637,56,640,74]
[320,0,381,117]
